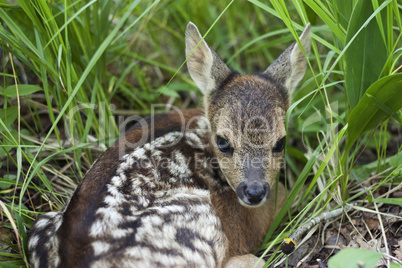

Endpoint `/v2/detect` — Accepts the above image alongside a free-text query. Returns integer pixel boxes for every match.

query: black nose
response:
[246,184,265,203]
[236,181,270,206]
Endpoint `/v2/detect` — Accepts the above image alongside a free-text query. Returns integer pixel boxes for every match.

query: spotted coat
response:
[28,110,235,267]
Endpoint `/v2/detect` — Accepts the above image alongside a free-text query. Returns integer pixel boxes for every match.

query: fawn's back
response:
[28,22,311,268]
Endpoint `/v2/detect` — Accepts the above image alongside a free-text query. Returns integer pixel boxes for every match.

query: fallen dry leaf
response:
[393,240,402,261]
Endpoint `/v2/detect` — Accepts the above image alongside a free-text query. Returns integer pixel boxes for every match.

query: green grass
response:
[0,0,401,267]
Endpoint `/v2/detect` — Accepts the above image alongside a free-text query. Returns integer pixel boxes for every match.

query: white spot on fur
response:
[28,235,39,248]
[106,183,125,204]
[124,246,152,259]
[163,132,181,143]
[46,211,59,218]
[48,235,61,266]
[103,194,122,207]
[92,241,111,256]
[90,259,112,268]
[30,252,40,268]
[196,116,208,130]
[167,151,192,183]
[143,142,155,151]
[111,228,133,239]
[96,207,123,223]
[117,161,130,173]
[33,218,50,229]
[111,174,125,188]
[185,132,204,148]
[90,207,124,237]
[89,220,104,237]
[53,214,63,231]
[132,147,147,160]
[53,253,61,267]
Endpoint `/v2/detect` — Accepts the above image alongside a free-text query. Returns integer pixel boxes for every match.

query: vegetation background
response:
[0,0,401,267]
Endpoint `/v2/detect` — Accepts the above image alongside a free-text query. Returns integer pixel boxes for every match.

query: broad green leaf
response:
[389,153,402,168]
[328,248,382,268]
[367,94,402,124]
[333,0,354,29]
[351,153,402,180]
[1,84,42,97]
[0,107,18,132]
[344,0,389,109]
[373,198,402,206]
[346,74,402,152]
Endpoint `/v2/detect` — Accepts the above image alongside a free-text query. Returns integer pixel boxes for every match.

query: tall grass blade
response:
[20,0,149,208]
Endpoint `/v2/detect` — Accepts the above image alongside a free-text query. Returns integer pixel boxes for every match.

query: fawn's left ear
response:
[185,22,232,96]
[264,24,311,95]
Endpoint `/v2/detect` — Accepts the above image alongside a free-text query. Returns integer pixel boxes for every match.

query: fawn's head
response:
[186,22,311,207]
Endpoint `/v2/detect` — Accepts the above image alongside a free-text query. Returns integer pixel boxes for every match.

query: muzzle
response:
[236,180,270,207]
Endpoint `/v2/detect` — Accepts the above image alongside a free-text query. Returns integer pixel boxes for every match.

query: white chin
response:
[237,197,267,208]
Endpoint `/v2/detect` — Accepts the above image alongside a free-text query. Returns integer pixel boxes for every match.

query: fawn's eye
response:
[272,136,286,153]
[217,136,233,154]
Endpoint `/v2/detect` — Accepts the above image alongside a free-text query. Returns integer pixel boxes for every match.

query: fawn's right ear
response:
[263,24,311,96]
[186,22,232,96]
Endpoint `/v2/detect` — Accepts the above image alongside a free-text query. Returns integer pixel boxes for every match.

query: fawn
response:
[28,22,311,268]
